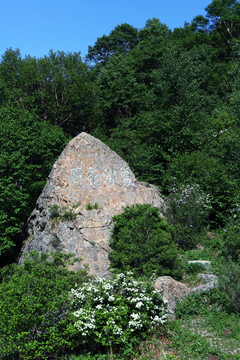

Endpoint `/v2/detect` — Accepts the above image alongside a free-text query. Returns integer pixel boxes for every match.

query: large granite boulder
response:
[19,132,164,276]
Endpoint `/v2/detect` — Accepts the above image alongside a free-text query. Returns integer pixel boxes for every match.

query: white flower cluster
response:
[170,183,211,208]
[129,313,143,331]
[105,319,124,337]
[229,203,240,222]
[73,308,95,336]
[71,273,168,346]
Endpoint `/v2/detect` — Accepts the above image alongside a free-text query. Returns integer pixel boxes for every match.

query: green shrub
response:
[71,272,168,355]
[164,183,212,249]
[175,292,212,318]
[221,203,240,263]
[216,258,240,313]
[72,201,82,208]
[109,204,183,279]
[0,251,90,360]
[185,262,205,275]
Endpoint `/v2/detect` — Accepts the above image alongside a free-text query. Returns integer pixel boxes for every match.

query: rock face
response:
[19,132,164,276]
[154,276,189,315]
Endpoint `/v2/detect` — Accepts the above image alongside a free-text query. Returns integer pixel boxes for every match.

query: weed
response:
[86,202,101,210]
[216,259,240,313]
[50,204,61,219]
[62,209,77,221]
[50,235,61,250]
[184,248,213,261]
[72,201,82,208]
[49,204,77,223]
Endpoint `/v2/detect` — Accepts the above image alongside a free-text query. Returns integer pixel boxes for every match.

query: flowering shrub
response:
[165,183,212,249]
[71,272,168,353]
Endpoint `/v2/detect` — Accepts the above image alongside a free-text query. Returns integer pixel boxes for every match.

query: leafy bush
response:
[221,202,240,262]
[109,204,183,279]
[0,104,68,264]
[217,259,240,313]
[165,183,212,249]
[185,262,205,275]
[0,251,90,360]
[71,272,168,355]
[175,292,211,318]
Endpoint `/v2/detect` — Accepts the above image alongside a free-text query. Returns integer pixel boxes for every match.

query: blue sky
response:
[0,0,211,60]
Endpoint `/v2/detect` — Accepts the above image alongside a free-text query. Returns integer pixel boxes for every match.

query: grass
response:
[50,204,77,221]
[166,310,240,359]
[61,307,240,360]
[86,202,101,210]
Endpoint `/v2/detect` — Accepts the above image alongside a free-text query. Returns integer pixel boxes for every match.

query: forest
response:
[1,0,240,265]
[0,0,240,359]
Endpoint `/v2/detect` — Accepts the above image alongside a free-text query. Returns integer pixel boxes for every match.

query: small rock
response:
[154,276,189,315]
[197,273,218,283]
[190,281,218,294]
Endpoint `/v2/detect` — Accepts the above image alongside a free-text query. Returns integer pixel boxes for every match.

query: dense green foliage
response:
[1,0,240,262]
[0,256,169,360]
[109,204,183,278]
[217,259,240,313]
[0,49,97,134]
[0,105,68,263]
[164,183,212,249]
[221,202,240,262]
[0,252,90,359]
[0,4,239,358]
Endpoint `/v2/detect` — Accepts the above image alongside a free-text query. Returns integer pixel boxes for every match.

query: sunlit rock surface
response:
[19,132,164,276]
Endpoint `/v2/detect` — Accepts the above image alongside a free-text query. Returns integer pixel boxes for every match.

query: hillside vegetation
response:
[0,1,240,359]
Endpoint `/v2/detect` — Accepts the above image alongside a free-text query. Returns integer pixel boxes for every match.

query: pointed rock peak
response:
[43,132,163,214]
[20,133,164,277]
